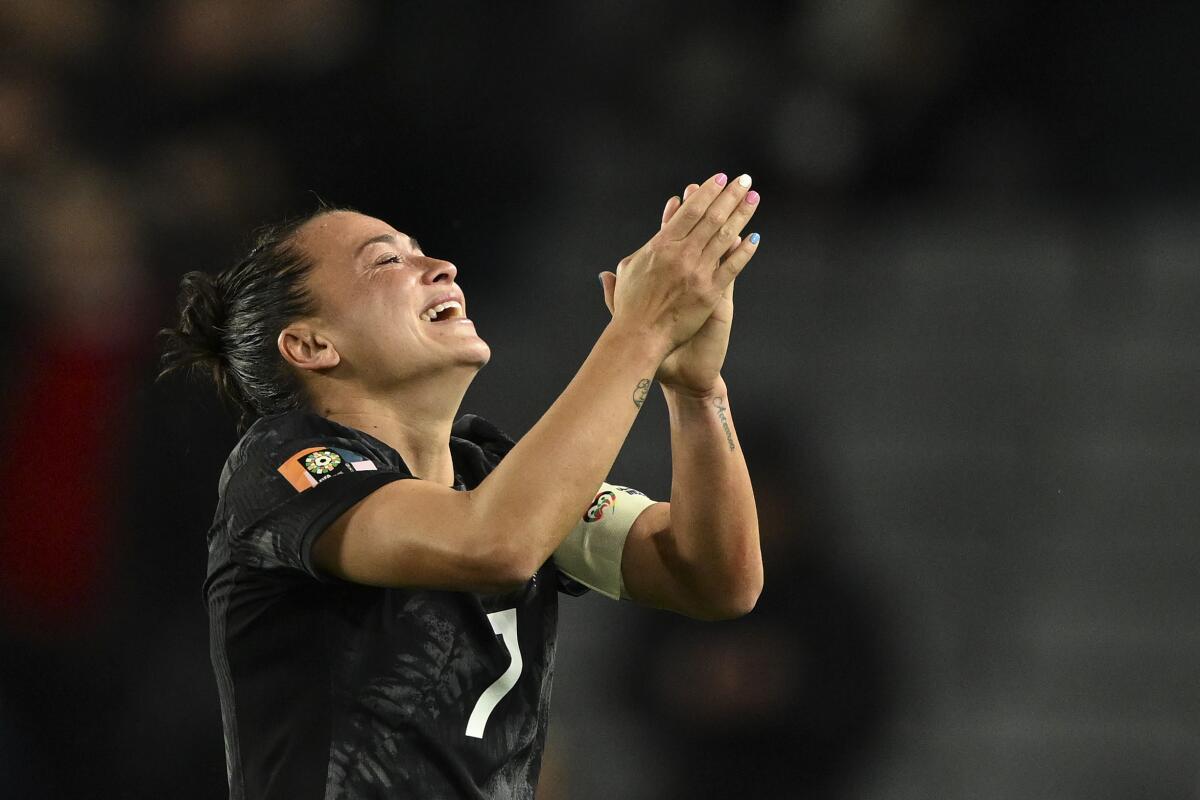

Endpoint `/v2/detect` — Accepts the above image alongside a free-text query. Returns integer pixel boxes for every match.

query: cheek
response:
[323,272,423,361]
[349,293,425,359]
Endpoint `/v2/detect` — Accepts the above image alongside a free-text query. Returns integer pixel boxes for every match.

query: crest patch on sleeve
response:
[277,446,378,492]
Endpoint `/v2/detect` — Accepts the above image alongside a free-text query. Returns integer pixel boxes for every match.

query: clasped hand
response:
[599,172,761,399]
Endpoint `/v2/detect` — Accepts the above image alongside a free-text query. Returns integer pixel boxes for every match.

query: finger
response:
[660,195,681,228]
[701,186,759,264]
[663,184,701,228]
[723,235,742,261]
[661,183,701,228]
[598,271,617,315]
[660,172,729,241]
[713,232,760,290]
[685,173,754,250]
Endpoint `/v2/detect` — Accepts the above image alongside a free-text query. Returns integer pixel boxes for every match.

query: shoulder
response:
[219,411,405,497]
[211,411,413,576]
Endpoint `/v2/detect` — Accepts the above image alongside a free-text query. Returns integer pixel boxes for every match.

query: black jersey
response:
[204,410,585,800]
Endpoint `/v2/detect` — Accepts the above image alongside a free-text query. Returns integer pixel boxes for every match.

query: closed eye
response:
[375,254,404,266]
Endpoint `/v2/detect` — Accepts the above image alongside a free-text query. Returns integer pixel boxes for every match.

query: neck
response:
[314,369,474,487]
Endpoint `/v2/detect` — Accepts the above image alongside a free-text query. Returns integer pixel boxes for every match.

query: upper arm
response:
[617,501,685,610]
[311,479,530,593]
[225,426,528,593]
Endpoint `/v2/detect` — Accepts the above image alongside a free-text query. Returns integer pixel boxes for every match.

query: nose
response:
[420,258,457,285]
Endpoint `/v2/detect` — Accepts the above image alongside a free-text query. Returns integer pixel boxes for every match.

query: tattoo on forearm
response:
[713,397,736,451]
[632,379,651,408]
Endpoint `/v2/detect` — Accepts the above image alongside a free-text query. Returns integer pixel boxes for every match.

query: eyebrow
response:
[355,233,422,256]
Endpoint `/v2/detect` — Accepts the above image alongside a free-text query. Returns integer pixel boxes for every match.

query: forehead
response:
[294,210,411,262]
[297,209,391,250]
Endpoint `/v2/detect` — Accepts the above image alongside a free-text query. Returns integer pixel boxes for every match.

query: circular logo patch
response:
[583,490,616,522]
[304,450,342,475]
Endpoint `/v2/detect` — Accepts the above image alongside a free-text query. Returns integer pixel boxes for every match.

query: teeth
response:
[421,300,461,321]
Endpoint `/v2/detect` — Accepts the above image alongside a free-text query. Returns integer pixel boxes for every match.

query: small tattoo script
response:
[713,397,736,451]
[632,379,651,408]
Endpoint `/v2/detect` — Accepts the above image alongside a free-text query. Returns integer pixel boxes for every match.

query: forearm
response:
[471,322,664,574]
[662,378,762,614]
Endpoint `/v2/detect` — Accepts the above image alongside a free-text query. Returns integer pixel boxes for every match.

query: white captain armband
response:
[552,482,657,600]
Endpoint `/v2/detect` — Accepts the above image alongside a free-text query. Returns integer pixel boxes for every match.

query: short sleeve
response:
[220,426,411,580]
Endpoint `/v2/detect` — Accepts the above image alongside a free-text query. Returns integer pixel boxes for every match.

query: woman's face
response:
[292,210,490,390]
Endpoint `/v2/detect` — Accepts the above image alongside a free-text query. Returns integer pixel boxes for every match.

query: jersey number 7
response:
[465,608,522,738]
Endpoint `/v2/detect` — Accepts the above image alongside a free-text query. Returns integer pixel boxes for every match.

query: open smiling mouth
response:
[420,300,465,322]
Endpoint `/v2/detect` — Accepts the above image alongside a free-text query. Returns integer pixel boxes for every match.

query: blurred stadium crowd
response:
[1,1,1198,798]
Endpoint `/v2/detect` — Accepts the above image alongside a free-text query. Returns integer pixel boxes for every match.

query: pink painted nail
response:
[714,173,728,187]
[746,190,760,205]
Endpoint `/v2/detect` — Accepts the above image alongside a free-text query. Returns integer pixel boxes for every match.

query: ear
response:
[278,325,341,372]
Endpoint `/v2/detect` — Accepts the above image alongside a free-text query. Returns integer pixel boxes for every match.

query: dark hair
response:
[160,209,334,431]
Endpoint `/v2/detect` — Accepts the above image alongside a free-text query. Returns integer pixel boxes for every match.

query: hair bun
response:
[159,270,229,378]
[158,207,328,431]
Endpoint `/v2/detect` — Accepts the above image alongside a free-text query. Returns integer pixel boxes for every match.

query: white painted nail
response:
[738,174,752,188]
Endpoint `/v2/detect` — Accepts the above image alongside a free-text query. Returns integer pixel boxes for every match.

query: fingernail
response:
[597,274,605,287]
[749,232,761,245]
[738,174,752,188]
[746,190,760,205]
[714,173,728,187]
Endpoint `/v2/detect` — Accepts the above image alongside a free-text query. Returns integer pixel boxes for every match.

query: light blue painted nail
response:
[749,232,761,245]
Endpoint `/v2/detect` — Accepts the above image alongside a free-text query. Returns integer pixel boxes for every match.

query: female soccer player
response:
[161,172,763,799]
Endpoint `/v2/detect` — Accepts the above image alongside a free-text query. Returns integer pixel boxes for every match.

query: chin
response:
[447,335,490,369]
[464,341,491,368]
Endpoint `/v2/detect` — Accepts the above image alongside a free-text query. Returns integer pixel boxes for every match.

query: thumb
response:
[598,271,617,315]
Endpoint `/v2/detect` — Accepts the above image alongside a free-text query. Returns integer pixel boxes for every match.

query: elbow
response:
[724,536,765,617]
[459,491,540,593]
[686,571,763,621]
[480,538,541,594]
[681,520,764,620]
[696,539,765,621]
[726,578,764,618]
[697,583,762,621]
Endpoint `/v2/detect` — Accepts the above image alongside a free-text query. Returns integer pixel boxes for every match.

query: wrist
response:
[604,319,673,362]
[660,375,728,403]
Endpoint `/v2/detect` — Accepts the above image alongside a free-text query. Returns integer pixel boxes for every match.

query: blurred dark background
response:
[1,1,1198,798]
